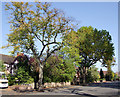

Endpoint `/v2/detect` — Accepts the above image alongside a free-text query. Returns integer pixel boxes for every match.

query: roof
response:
[0,54,15,64]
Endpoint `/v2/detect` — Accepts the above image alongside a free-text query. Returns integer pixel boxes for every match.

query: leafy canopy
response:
[63,26,114,67]
[3,2,73,64]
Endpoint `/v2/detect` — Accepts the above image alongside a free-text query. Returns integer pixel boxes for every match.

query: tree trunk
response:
[38,65,43,89]
[34,72,39,89]
[82,67,86,84]
[83,73,86,84]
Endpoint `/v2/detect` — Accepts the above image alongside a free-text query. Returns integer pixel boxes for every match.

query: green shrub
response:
[43,77,51,83]
[15,67,34,84]
[105,71,114,81]
[7,74,16,86]
[43,55,76,83]
[86,65,99,83]
[0,60,6,72]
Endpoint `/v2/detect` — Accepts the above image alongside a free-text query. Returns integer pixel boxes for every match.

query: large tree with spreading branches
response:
[63,26,114,84]
[3,2,73,89]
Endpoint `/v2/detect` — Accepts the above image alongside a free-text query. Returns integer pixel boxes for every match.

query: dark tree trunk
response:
[34,72,39,89]
[82,67,87,84]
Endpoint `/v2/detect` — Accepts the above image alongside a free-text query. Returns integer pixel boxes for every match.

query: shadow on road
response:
[87,81,120,89]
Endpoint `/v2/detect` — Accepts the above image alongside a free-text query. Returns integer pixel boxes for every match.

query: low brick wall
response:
[44,82,71,88]
[29,81,71,89]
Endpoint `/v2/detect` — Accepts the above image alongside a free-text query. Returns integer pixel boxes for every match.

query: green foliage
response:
[7,67,34,85]
[86,65,99,83]
[3,2,72,58]
[0,60,6,72]
[43,54,76,83]
[7,74,16,86]
[63,26,114,83]
[7,54,34,85]
[113,73,118,80]
[15,67,34,84]
[64,26,114,68]
[4,2,73,87]
[103,57,116,81]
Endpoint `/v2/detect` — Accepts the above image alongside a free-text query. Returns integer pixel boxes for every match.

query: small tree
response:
[100,68,104,82]
[103,57,116,81]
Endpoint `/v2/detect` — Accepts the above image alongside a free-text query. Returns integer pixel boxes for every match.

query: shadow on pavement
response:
[87,81,120,89]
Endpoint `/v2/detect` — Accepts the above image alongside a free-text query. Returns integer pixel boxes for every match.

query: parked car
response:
[0,72,8,88]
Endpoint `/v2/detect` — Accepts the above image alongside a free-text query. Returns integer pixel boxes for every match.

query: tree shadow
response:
[87,81,120,89]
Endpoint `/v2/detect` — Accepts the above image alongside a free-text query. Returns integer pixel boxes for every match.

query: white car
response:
[0,72,8,88]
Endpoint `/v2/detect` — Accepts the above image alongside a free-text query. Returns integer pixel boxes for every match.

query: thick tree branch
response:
[43,45,63,66]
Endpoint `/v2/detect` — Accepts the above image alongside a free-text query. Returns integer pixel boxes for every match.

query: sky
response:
[1,2,118,72]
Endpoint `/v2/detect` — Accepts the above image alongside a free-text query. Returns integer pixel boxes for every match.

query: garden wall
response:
[44,82,71,88]
[29,82,71,89]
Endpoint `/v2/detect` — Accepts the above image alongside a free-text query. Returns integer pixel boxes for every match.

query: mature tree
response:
[63,26,114,84]
[3,2,73,89]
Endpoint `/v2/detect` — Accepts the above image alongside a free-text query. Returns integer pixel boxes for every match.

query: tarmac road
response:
[0,81,120,96]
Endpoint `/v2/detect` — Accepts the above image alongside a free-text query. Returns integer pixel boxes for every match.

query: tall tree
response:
[63,26,114,84]
[3,2,73,89]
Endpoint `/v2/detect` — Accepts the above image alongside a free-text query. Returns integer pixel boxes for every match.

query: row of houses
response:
[0,53,120,78]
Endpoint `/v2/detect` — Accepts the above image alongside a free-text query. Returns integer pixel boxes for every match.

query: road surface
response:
[0,81,120,96]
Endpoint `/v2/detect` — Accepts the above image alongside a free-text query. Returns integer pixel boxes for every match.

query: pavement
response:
[0,81,120,96]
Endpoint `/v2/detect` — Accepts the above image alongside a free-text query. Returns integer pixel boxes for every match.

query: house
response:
[0,54,15,74]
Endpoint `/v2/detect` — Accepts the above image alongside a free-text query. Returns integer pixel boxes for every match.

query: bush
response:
[15,67,34,84]
[0,60,6,72]
[86,65,99,83]
[43,55,76,83]
[43,77,51,83]
[113,73,118,81]
[105,71,114,81]
[7,74,16,86]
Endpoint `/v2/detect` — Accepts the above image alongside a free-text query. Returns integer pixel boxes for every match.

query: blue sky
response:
[1,2,118,72]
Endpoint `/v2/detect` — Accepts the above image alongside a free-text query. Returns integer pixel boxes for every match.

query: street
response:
[0,81,120,96]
